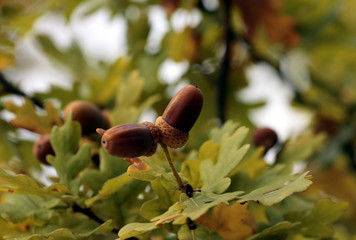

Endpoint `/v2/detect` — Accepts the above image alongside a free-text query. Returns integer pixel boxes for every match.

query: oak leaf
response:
[234,0,300,47]
[196,202,255,240]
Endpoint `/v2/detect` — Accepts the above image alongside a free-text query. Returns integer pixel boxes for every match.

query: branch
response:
[72,202,119,234]
[216,0,233,125]
[0,72,44,108]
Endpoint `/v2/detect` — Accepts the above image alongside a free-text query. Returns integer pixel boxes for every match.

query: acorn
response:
[33,134,55,164]
[252,127,278,152]
[156,85,203,148]
[63,100,110,135]
[97,122,159,158]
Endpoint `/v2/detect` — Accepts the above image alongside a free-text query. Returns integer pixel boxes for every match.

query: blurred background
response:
[1,0,356,237]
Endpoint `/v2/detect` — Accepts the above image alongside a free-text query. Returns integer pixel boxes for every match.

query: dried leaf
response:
[196,203,255,240]
[234,0,300,47]
[5,99,62,134]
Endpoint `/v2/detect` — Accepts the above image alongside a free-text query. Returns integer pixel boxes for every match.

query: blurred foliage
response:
[0,0,356,239]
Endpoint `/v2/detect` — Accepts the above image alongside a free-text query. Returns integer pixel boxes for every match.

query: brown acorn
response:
[156,85,203,148]
[33,134,55,164]
[252,127,278,152]
[63,100,110,135]
[97,122,159,158]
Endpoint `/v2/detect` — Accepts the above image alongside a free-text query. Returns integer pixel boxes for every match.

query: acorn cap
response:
[141,121,160,156]
[155,116,189,148]
[162,85,203,133]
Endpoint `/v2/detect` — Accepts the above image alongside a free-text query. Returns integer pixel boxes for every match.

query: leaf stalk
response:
[160,143,185,190]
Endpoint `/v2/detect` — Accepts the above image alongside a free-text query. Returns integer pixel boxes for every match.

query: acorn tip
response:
[96,128,106,136]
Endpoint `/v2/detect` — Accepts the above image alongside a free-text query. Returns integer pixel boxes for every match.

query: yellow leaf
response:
[0,53,14,70]
[5,98,62,134]
[196,202,255,240]
[167,28,199,62]
[230,147,267,178]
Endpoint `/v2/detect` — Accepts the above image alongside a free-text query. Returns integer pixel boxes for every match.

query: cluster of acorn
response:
[33,85,203,165]
[33,100,111,164]
[97,85,203,158]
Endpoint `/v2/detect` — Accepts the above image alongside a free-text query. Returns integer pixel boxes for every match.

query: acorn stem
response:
[160,143,185,190]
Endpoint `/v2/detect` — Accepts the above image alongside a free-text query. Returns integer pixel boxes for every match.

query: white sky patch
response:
[4,35,72,94]
[139,107,158,124]
[165,80,190,98]
[171,8,202,32]
[158,58,189,84]
[202,0,219,11]
[239,63,312,141]
[32,13,73,50]
[126,5,141,21]
[146,6,169,53]
[70,6,127,63]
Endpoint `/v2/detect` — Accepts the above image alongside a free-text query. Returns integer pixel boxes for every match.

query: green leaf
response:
[0,119,16,163]
[178,224,215,240]
[76,220,113,239]
[140,178,180,220]
[17,140,41,171]
[278,132,326,164]
[8,12,43,34]
[181,140,219,189]
[152,191,243,225]
[4,228,76,240]
[112,70,160,125]
[285,199,349,238]
[249,199,348,239]
[209,120,240,143]
[49,116,91,194]
[118,222,157,240]
[5,99,62,134]
[230,147,267,178]
[85,173,132,206]
[81,148,130,193]
[247,221,300,240]
[0,168,69,197]
[0,194,62,225]
[201,125,249,193]
[62,0,84,21]
[119,190,243,239]
[238,170,312,206]
[36,83,81,108]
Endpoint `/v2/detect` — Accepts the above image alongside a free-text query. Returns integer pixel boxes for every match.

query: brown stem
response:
[160,143,185,190]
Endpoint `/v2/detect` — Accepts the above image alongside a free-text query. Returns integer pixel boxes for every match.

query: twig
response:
[72,203,119,234]
[161,143,185,190]
[0,73,44,108]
